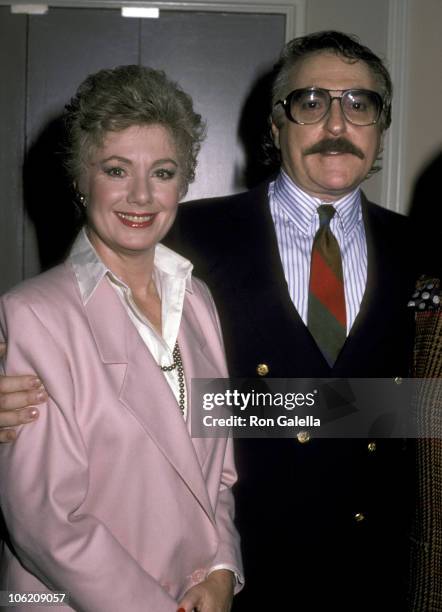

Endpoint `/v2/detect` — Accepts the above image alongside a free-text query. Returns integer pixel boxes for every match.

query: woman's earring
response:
[78,193,87,208]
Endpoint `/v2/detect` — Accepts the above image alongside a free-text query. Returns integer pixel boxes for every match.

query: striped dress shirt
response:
[268,170,367,334]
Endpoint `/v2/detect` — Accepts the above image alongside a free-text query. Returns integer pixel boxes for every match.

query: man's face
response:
[271,52,384,201]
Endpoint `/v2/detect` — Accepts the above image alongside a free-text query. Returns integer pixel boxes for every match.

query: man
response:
[0,32,417,609]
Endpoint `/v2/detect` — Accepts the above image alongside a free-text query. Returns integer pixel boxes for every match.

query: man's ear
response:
[379,130,385,151]
[376,129,385,161]
[271,121,281,150]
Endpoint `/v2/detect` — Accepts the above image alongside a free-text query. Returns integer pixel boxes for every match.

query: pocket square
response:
[408,275,440,312]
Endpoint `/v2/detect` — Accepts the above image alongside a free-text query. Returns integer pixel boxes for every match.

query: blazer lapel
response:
[84,276,215,525]
[335,193,415,368]
[344,194,398,342]
[178,294,226,470]
[224,183,330,371]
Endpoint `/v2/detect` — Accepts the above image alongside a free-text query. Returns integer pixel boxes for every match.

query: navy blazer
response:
[165,182,417,610]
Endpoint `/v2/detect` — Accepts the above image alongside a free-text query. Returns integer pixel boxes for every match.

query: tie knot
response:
[317,204,336,228]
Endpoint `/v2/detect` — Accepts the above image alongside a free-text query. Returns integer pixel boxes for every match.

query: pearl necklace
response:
[159,342,185,414]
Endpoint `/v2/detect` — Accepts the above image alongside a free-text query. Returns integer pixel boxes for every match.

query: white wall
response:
[405,0,442,211]
[306,0,442,212]
[305,0,389,204]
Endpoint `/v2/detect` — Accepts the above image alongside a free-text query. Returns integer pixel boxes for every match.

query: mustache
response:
[304,138,365,159]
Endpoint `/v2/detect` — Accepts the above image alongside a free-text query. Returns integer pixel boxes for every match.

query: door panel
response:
[0,8,26,294]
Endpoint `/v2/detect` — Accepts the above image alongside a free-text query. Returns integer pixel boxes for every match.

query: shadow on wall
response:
[408,150,442,277]
[235,68,279,190]
[23,116,85,272]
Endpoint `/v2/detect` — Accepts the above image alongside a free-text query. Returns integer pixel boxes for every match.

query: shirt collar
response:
[272,169,362,236]
[69,228,193,305]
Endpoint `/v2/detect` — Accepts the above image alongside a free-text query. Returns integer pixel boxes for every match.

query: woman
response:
[0,65,242,612]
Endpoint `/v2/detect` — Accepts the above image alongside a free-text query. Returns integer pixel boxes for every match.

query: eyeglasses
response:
[276,88,384,126]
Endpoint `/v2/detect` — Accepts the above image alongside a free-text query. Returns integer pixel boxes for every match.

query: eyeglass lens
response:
[288,89,381,125]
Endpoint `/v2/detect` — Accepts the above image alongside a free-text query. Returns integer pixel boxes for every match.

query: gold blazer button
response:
[354,512,366,523]
[297,431,310,444]
[256,363,269,376]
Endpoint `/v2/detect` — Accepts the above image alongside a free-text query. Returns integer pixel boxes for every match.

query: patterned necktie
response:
[307,204,347,365]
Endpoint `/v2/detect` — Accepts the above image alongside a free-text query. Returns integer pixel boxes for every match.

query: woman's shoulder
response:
[190,276,214,304]
[187,276,220,320]
[1,263,78,313]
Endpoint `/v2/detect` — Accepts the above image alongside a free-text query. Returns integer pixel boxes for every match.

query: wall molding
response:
[3,0,306,40]
[382,0,411,213]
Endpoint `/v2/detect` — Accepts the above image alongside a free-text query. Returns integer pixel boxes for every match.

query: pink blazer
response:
[0,262,242,611]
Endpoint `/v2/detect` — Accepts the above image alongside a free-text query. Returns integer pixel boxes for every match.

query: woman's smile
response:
[115,211,158,228]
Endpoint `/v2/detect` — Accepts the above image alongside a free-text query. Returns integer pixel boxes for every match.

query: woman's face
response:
[78,124,183,264]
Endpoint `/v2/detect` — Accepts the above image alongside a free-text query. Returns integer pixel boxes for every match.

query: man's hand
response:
[0,343,46,443]
[177,569,234,612]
